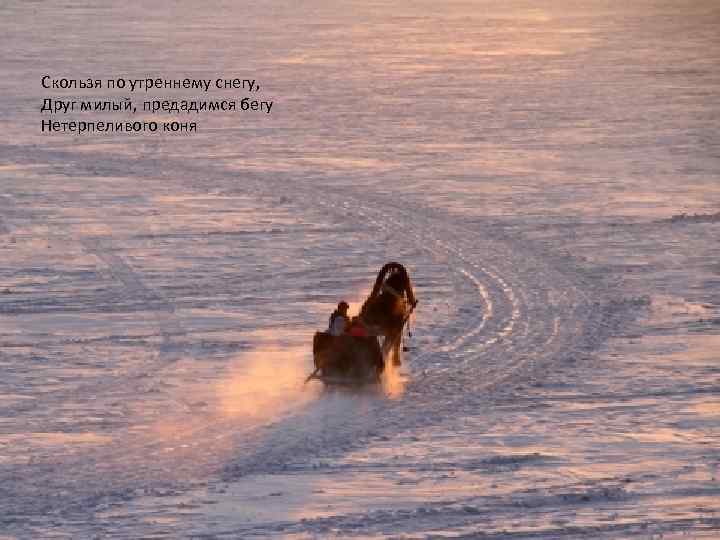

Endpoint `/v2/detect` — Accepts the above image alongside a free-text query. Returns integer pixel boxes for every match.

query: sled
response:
[309,332,384,385]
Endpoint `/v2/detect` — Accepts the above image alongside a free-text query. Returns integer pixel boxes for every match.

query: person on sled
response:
[328,301,350,336]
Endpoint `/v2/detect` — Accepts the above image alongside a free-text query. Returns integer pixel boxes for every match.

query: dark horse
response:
[359,262,417,365]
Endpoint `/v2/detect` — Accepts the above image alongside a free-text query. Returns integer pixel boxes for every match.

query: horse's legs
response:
[392,334,402,366]
[382,329,403,366]
[381,334,393,358]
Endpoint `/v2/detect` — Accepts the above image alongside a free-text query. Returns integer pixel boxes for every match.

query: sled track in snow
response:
[0,156,635,532]
[315,191,611,406]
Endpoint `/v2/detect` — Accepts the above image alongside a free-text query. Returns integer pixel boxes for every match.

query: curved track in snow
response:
[0,154,631,535]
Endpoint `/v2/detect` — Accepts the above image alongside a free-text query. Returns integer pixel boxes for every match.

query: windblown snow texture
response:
[1,1,719,538]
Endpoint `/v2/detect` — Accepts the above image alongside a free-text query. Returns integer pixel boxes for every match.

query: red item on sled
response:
[348,323,368,337]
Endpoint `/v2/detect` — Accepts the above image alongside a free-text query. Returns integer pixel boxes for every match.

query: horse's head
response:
[386,264,417,308]
[365,262,417,313]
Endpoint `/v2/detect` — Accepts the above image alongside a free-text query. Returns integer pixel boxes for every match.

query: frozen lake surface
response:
[1,1,719,538]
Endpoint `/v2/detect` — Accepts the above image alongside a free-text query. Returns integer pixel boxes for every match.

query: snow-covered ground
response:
[1,1,719,538]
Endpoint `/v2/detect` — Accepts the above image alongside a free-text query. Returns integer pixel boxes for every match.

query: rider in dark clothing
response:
[328,301,350,336]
